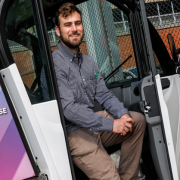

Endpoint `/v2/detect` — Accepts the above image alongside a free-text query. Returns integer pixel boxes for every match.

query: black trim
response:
[0,0,15,69]
[161,78,170,90]
[139,0,156,80]
[0,51,5,70]
[129,11,150,80]
[0,74,39,176]
[31,0,55,101]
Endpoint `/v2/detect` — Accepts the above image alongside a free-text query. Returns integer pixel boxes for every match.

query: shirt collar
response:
[57,41,82,62]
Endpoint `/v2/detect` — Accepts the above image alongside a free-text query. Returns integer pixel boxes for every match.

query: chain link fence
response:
[145,0,180,61]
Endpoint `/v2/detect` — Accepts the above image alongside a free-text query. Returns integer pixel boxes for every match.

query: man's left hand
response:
[120,114,134,133]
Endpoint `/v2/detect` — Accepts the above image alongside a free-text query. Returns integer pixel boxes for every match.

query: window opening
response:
[5,0,54,104]
[145,0,180,75]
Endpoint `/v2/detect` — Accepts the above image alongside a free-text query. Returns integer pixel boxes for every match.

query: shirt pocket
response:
[87,78,96,95]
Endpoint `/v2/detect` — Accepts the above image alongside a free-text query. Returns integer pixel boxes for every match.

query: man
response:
[51,2,146,180]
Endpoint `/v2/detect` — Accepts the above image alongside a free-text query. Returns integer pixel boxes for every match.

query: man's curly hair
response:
[55,2,82,27]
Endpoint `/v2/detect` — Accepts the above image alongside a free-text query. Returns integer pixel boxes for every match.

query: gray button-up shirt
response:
[42,42,130,134]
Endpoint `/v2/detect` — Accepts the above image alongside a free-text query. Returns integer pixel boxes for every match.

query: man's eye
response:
[65,24,70,27]
[76,22,81,25]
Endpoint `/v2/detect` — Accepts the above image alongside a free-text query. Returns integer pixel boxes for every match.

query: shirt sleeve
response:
[53,56,114,133]
[94,62,130,119]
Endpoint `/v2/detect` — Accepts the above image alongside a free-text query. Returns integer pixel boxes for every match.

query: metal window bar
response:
[171,2,176,24]
[157,3,162,26]
[121,10,127,32]
[146,1,180,27]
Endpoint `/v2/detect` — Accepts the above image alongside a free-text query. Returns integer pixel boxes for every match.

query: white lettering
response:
[0,108,7,115]
[3,108,7,114]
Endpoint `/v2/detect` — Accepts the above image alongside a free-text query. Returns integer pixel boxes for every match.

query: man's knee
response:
[130,111,146,132]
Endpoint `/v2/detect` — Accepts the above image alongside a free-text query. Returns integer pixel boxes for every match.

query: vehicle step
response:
[26,174,48,180]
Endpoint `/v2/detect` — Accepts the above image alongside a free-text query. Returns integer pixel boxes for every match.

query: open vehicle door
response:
[139,0,180,179]
[0,0,74,179]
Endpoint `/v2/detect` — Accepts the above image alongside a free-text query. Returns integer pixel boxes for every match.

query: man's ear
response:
[55,26,61,37]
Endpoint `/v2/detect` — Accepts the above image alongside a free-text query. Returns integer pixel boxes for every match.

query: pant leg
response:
[68,128,121,180]
[98,111,146,180]
[68,110,146,180]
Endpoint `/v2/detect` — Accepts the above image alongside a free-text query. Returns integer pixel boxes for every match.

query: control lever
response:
[140,101,151,114]
[143,101,151,114]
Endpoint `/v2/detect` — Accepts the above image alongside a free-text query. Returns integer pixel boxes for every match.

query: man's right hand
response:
[112,117,134,135]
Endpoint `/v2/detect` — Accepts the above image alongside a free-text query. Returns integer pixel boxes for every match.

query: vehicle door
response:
[138,0,180,180]
[0,0,74,179]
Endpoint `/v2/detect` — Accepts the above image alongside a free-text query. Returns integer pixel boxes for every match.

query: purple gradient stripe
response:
[0,85,35,180]
[0,119,26,180]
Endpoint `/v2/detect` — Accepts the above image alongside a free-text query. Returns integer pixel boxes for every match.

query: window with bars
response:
[145,0,180,72]
[146,1,180,26]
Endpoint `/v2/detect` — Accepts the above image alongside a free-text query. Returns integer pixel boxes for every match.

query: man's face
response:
[55,11,84,49]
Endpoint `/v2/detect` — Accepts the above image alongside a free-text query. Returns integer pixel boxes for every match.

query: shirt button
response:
[85,92,86,95]
[90,128,92,131]
[83,79,85,81]
[74,55,76,57]
[70,59,72,62]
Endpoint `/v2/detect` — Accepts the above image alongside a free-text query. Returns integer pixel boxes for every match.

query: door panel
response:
[109,81,141,110]
[156,74,180,179]
[94,80,141,113]
[1,64,59,179]
[140,74,171,180]
[32,101,72,180]
[0,73,37,180]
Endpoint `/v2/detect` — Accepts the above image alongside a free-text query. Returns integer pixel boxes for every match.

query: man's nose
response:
[71,23,77,32]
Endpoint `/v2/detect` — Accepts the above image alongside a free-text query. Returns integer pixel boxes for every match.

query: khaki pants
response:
[68,111,146,180]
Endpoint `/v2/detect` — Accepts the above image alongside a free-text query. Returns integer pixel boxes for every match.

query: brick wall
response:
[12,50,35,89]
[157,26,180,59]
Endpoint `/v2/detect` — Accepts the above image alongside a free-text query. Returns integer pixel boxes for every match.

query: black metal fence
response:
[145,0,180,59]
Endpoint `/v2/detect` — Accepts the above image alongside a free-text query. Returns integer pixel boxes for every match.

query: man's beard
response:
[60,30,84,49]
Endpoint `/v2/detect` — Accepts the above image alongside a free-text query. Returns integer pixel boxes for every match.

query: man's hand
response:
[112,114,134,135]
